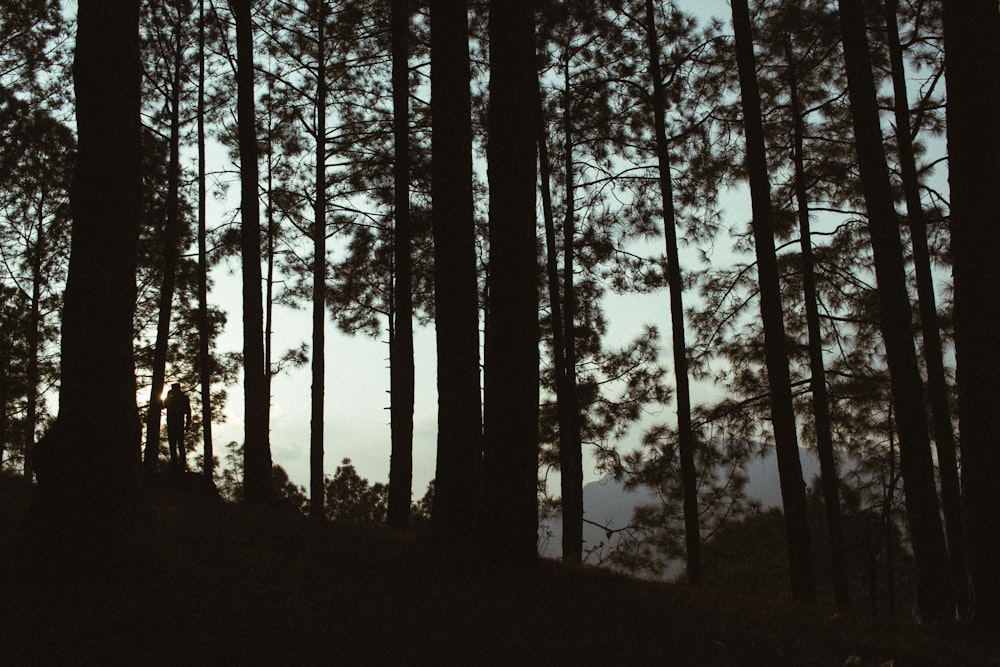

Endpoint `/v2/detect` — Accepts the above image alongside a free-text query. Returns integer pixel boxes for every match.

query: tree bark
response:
[230,0,272,504]
[558,58,584,566]
[942,0,1000,631]
[731,0,815,603]
[883,0,968,619]
[430,0,482,545]
[24,206,42,481]
[482,0,539,564]
[645,0,701,585]
[143,6,186,473]
[310,3,328,522]
[388,0,414,529]
[838,0,954,621]
[786,38,850,610]
[31,0,143,561]
[197,0,214,481]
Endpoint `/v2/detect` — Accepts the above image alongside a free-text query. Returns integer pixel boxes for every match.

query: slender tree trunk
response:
[885,408,897,615]
[31,0,143,560]
[942,0,1000,631]
[786,42,850,610]
[264,121,274,430]
[838,0,954,621]
[558,59,584,566]
[644,0,701,585]
[537,84,576,564]
[24,207,43,481]
[143,9,185,473]
[884,0,968,618]
[482,0,539,564]
[731,0,815,603]
[309,5,328,522]
[430,0,482,545]
[231,0,271,504]
[387,0,414,529]
[197,0,213,481]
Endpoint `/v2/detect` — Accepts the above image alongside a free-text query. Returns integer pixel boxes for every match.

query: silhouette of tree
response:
[326,457,388,524]
[942,0,1000,631]
[141,0,198,473]
[482,0,539,564]
[30,0,143,561]
[429,0,483,547]
[387,0,414,530]
[0,101,73,479]
[883,0,966,618]
[838,0,953,621]
[230,0,272,503]
[731,0,815,603]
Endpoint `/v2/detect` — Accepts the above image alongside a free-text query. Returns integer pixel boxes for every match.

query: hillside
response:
[1,472,995,666]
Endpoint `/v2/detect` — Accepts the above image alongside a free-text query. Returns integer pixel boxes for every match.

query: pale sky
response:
[206,0,737,496]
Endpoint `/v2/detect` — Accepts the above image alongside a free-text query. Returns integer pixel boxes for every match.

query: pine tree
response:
[942,0,1000,631]
[482,0,540,564]
[31,0,143,560]
[430,0,482,545]
[731,0,815,603]
[230,0,272,503]
[838,0,953,621]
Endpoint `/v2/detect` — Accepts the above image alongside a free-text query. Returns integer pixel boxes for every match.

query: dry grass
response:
[1,471,996,665]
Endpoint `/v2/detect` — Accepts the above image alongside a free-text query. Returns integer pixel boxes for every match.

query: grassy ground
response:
[1,471,997,666]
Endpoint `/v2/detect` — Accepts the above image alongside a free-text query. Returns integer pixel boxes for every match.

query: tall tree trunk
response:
[24,207,42,481]
[231,0,271,504]
[537,83,577,564]
[31,0,143,560]
[482,0,539,564]
[559,59,584,566]
[786,40,850,610]
[197,0,213,481]
[143,8,185,472]
[942,0,1000,631]
[884,0,968,618]
[309,4,328,522]
[429,0,482,545]
[644,0,701,585]
[731,0,815,603]
[388,0,414,529]
[838,0,954,621]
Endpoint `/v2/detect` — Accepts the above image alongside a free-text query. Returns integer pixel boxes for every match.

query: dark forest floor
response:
[1,471,997,666]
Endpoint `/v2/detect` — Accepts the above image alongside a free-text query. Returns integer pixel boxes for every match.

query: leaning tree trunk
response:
[429,0,482,546]
[942,0,1000,631]
[838,0,954,621]
[786,41,850,610]
[645,0,701,585]
[143,9,185,473]
[731,0,815,603]
[482,0,539,564]
[884,0,968,618]
[230,0,271,504]
[388,0,414,529]
[31,0,143,562]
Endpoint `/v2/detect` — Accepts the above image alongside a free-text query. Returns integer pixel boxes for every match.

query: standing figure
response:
[164,383,192,472]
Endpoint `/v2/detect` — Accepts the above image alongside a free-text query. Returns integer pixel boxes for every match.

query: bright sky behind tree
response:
[208,0,737,496]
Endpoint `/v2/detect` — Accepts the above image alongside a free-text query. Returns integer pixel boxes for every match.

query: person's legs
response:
[168,429,179,472]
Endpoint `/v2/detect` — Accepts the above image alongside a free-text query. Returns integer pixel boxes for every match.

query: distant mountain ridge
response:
[541,446,824,561]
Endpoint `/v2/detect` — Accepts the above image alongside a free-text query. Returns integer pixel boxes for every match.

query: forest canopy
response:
[1,0,999,631]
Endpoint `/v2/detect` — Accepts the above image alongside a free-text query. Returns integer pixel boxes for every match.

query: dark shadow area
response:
[1,471,996,665]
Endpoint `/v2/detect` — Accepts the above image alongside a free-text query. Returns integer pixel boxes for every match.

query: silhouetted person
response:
[164,383,191,472]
